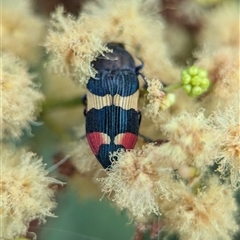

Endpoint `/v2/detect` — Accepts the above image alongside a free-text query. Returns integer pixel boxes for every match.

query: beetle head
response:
[93,42,136,72]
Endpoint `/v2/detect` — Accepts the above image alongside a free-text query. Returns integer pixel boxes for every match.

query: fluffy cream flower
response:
[1,0,45,64]
[143,79,176,127]
[196,47,239,113]
[211,107,240,189]
[62,137,103,199]
[66,139,101,174]
[161,110,219,169]
[100,144,176,219]
[161,179,237,240]
[45,6,110,85]
[1,53,44,140]
[0,145,61,239]
[198,1,239,49]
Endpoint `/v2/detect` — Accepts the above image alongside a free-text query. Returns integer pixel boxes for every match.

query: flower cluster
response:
[45,6,111,84]
[1,53,44,140]
[161,178,237,240]
[1,0,45,64]
[1,1,60,239]
[181,66,210,97]
[161,110,219,169]
[100,139,238,239]
[143,79,175,125]
[210,107,240,189]
[99,145,175,219]
[0,146,61,239]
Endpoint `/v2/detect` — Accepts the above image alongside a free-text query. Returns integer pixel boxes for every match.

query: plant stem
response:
[42,96,83,113]
[163,82,182,93]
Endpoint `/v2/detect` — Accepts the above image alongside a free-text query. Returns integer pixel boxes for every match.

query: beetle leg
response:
[82,94,87,106]
[135,59,144,74]
[82,94,87,117]
[138,133,153,143]
[138,110,142,125]
[136,62,148,86]
[138,72,148,85]
[79,134,86,139]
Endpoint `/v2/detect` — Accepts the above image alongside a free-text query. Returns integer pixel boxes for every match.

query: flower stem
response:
[163,82,182,93]
[42,96,83,113]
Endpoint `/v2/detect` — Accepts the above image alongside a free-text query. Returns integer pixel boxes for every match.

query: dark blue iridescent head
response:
[92,43,136,72]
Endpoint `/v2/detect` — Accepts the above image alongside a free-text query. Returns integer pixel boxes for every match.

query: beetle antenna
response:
[97,56,118,62]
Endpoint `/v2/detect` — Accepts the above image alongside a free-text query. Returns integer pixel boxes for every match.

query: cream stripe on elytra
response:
[86,90,139,111]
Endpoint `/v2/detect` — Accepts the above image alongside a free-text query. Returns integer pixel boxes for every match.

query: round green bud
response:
[192,86,203,96]
[187,66,199,76]
[190,76,201,86]
[181,74,192,84]
[200,78,210,90]
[198,69,208,78]
[181,70,188,77]
[183,84,192,93]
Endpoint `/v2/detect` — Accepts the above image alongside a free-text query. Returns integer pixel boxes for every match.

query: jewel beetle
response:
[85,43,143,168]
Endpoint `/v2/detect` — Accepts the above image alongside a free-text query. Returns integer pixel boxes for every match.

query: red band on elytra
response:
[87,132,110,155]
[114,132,137,149]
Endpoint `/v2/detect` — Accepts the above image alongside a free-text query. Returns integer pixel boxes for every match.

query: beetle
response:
[85,43,143,168]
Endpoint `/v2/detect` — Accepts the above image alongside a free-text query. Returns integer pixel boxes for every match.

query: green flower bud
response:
[192,86,203,96]
[191,76,201,86]
[181,74,192,84]
[180,66,211,97]
[187,66,199,76]
[198,69,208,78]
[200,78,210,90]
[181,70,188,77]
[183,84,192,93]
